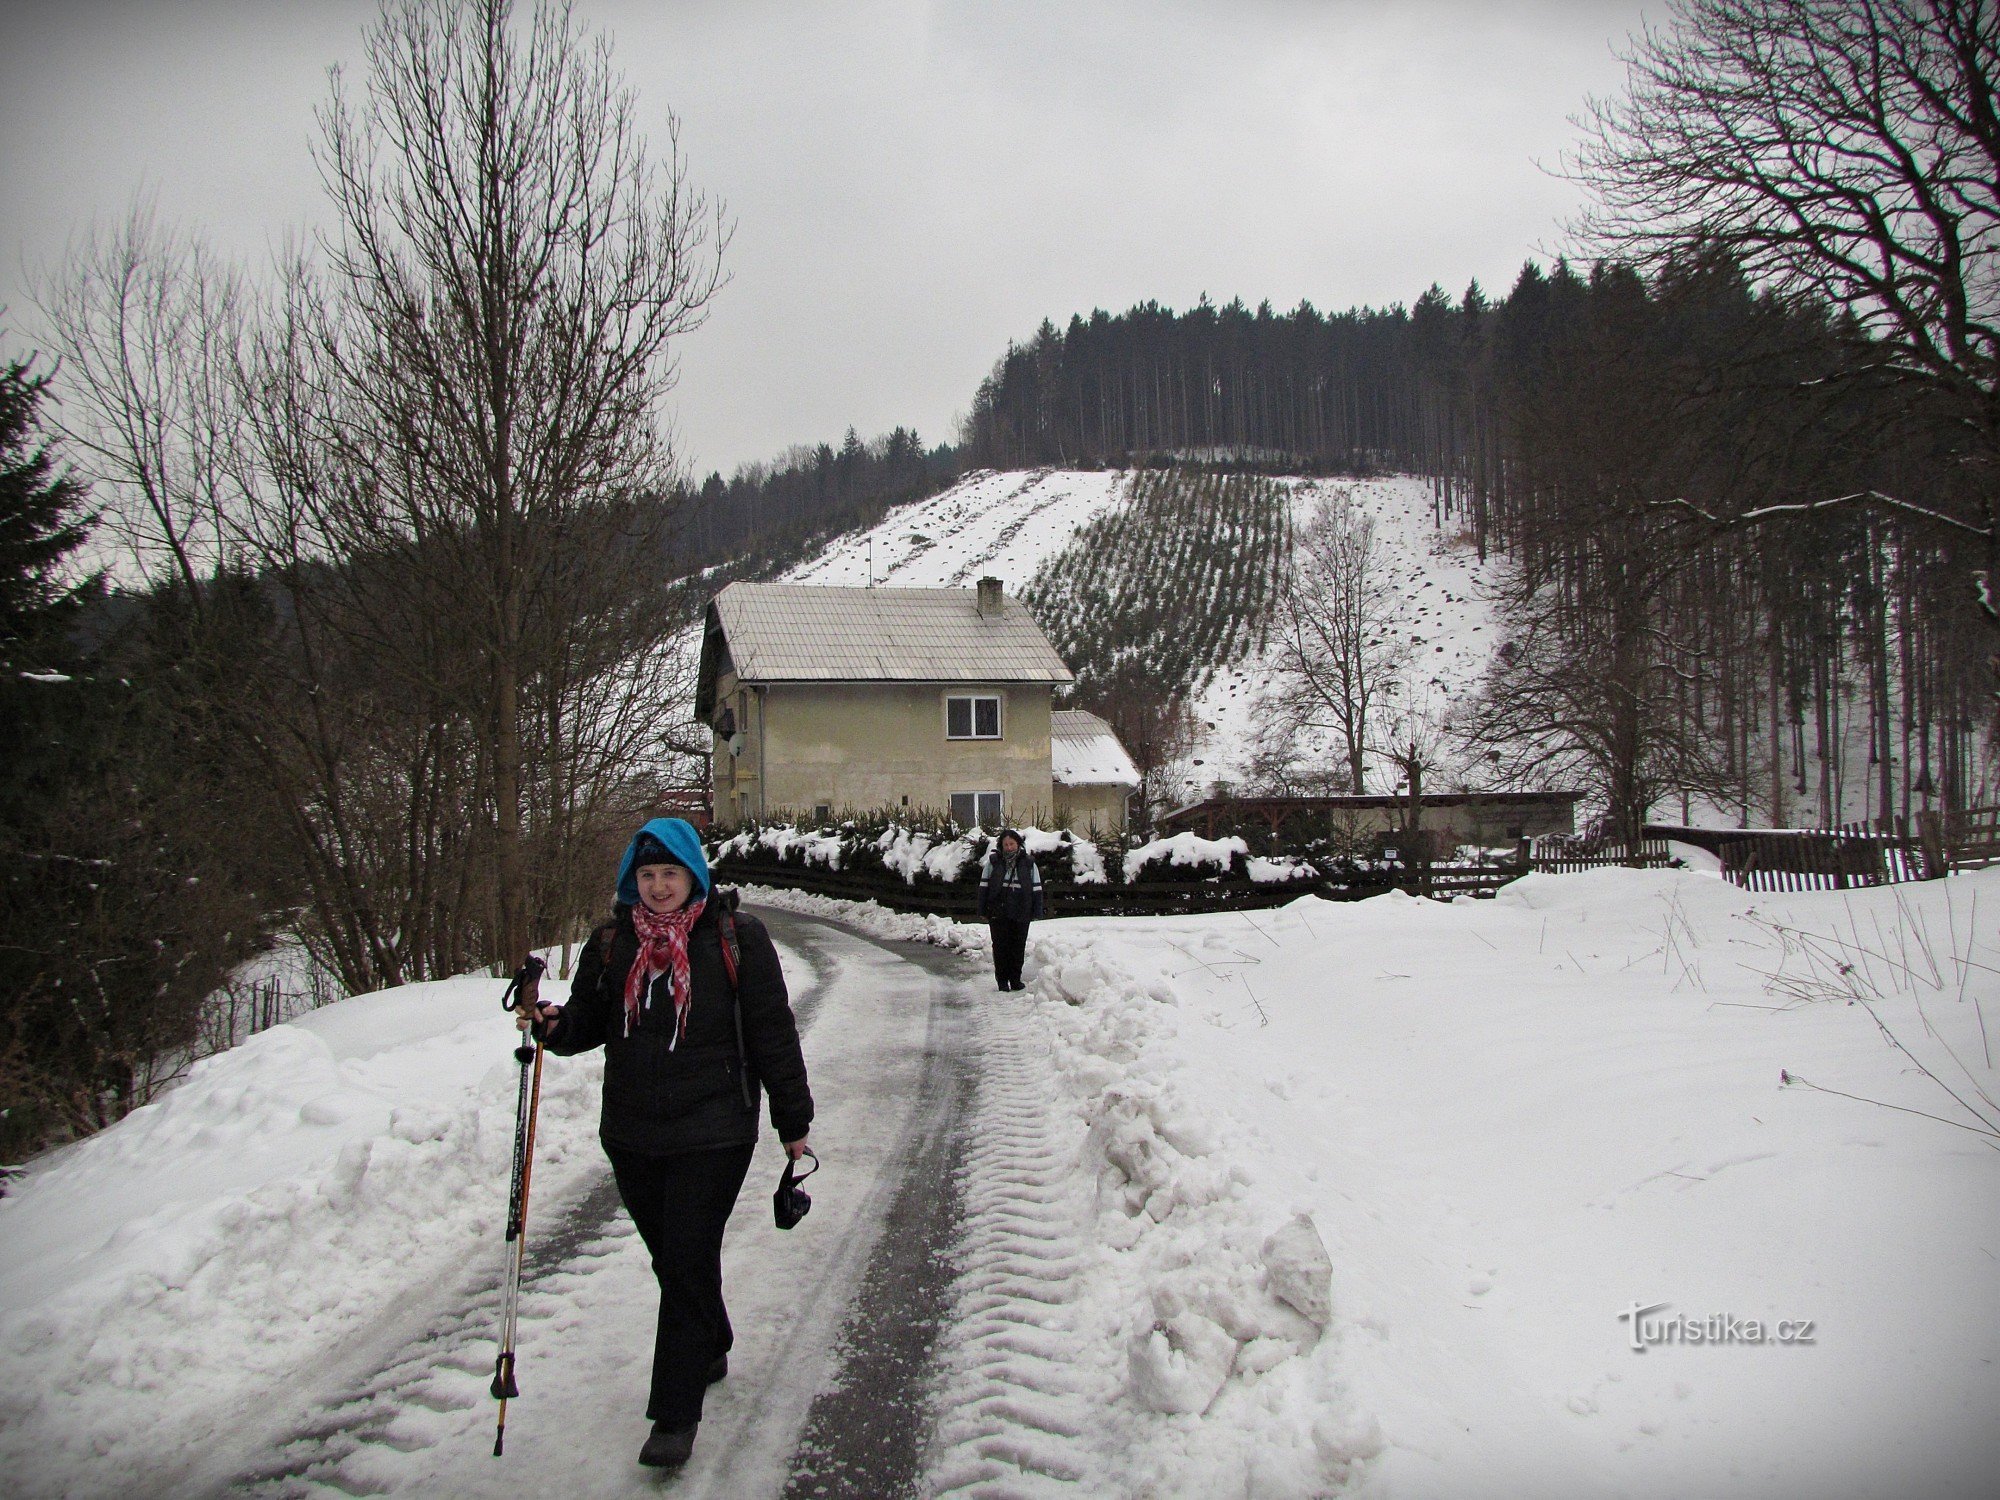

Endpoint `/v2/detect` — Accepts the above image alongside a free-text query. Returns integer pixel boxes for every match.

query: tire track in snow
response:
[774,943,975,1500]
[923,994,1101,1499]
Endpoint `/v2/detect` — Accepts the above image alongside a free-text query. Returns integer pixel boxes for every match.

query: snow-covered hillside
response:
[782,469,1130,591]
[1193,474,1506,792]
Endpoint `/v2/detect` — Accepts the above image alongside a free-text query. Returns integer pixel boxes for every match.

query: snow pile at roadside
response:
[0,968,605,1496]
[1008,869,2000,1498]
[739,885,988,953]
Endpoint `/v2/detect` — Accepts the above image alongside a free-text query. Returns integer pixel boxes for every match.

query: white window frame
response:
[946,692,1003,740]
[951,790,1004,828]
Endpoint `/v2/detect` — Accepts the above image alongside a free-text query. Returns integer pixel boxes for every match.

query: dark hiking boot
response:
[706,1353,728,1384]
[639,1422,698,1468]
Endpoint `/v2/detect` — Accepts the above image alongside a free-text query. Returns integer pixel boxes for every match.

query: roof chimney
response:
[976,576,1003,618]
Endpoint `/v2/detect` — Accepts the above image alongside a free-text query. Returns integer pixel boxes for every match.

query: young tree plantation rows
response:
[1021,470,1289,782]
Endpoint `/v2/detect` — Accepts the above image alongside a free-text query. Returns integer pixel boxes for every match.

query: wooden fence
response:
[1949,806,2000,870]
[1526,838,1676,875]
[1712,819,1937,892]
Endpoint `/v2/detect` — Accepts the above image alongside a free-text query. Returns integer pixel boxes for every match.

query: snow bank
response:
[1002,869,2000,1497]
[738,885,988,953]
[0,965,607,1496]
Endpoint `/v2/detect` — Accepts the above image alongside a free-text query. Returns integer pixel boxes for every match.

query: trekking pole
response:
[492,955,548,1457]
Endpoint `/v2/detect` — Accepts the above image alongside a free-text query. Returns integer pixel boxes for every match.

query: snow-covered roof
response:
[696,581,1073,715]
[1051,709,1140,788]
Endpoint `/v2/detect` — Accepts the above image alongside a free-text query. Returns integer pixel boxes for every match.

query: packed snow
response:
[0,970,611,1491]
[6,860,1995,1496]
[0,917,959,1499]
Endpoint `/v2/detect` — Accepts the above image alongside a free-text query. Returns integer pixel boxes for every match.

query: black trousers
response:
[605,1141,756,1428]
[989,917,1030,987]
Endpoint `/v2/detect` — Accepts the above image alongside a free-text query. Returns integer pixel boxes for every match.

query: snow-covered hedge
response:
[709,816,1325,893]
[708,816,1118,888]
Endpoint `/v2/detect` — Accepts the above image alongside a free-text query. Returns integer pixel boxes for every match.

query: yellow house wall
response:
[711,677,1057,826]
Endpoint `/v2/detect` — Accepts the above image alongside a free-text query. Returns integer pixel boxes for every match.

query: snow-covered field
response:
[7,864,1995,1497]
[969,866,1999,1497]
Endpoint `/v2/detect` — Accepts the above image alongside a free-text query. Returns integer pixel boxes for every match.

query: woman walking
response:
[976,827,1044,991]
[518,816,813,1469]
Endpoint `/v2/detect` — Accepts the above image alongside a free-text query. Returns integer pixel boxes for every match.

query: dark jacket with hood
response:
[976,830,1046,924]
[536,818,813,1156]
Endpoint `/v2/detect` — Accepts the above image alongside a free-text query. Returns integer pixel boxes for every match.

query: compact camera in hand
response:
[773,1150,819,1230]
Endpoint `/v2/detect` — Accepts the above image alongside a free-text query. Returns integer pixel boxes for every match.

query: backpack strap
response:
[716,895,754,1109]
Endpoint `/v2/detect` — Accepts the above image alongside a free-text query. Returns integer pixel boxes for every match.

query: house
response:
[1051,709,1140,832]
[698,577,1130,830]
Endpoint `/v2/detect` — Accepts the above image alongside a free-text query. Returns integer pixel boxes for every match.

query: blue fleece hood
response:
[616,817,712,907]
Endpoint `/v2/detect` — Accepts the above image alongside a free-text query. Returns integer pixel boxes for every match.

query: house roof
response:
[1051,709,1141,789]
[696,581,1073,716]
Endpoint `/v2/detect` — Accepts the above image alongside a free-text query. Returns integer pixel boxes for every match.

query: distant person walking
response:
[515,817,813,1470]
[977,827,1044,991]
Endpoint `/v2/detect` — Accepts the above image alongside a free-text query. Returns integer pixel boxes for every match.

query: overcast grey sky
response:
[1,0,1651,480]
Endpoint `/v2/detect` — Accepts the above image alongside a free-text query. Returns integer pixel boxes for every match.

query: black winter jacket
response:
[537,889,813,1155]
[977,849,1045,924]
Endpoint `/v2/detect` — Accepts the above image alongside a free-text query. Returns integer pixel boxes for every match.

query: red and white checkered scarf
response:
[626,897,707,1045]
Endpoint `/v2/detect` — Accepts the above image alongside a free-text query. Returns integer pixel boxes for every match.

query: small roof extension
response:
[1052,709,1141,789]
[696,580,1073,718]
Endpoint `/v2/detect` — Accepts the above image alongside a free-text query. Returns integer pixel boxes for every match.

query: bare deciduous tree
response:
[1265,487,1408,792]
[1368,680,1462,846]
[36,200,244,599]
[300,0,726,966]
[32,0,726,996]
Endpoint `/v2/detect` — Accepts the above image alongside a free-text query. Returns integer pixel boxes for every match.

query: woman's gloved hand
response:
[516,1001,563,1037]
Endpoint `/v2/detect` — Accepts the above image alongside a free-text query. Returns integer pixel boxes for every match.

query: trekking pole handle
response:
[500,956,548,1013]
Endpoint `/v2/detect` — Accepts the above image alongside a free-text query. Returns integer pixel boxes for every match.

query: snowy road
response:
[198,908,984,1499]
